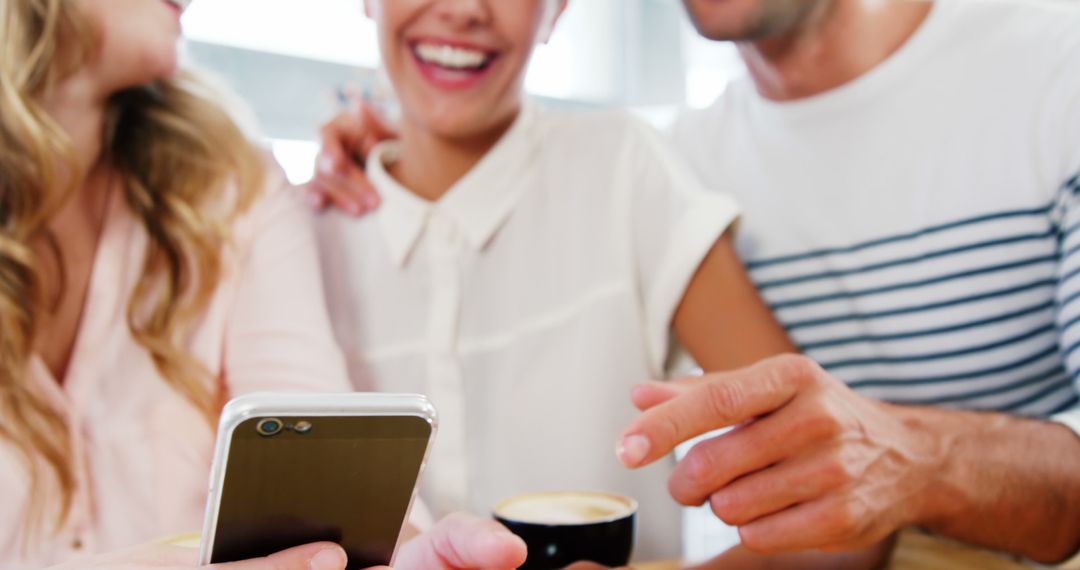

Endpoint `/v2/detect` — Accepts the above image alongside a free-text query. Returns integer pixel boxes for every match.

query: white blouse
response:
[316,104,739,560]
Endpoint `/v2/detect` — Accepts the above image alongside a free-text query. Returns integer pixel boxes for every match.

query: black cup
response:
[493,491,637,570]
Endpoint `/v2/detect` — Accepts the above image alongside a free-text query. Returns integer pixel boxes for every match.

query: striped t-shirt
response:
[670,0,1080,419]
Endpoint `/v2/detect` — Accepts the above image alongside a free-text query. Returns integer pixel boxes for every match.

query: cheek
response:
[495,1,547,45]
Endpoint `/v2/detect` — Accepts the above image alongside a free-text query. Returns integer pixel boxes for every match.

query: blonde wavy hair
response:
[0,0,265,536]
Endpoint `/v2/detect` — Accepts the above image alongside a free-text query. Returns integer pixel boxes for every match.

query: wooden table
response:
[638,530,1034,570]
[174,529,1052,569]
[886,531,1031,570]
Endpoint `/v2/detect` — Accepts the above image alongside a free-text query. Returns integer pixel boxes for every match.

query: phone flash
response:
[293,421,313,434]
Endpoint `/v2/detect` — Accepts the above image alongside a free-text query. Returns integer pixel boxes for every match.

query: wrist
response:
[885,403,989,529]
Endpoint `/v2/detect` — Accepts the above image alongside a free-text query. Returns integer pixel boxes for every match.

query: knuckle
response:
[825,499,866,541]
[820,452,856,487]
[709,492,746,526]
[702,381,744,420]
[654,412,685,450]
[738,527,775,554]
[776,354,823,387]
[684,444,720,487]
[800,407,844,441]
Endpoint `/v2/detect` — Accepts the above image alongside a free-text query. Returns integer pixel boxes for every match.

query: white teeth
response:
[414,43,490,70]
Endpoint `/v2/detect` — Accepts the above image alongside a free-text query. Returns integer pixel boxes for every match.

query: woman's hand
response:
[47,541,346,570]
[49,512,524,570]
[304,101,397,215]
[379,512,527,570]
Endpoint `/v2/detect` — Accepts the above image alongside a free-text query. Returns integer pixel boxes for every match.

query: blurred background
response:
[181,0,743,180]
[181,0,742,561]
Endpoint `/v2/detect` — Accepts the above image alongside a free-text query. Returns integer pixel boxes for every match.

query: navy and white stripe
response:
[746,173,1080,417]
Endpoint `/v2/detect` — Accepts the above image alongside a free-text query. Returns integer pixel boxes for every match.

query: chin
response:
[428,120,491,142]
[684,0,760,40]
[106,52,180,92]
[412,105,499,140]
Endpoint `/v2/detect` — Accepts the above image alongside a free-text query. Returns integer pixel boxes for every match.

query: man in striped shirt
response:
[618,0,1080,566]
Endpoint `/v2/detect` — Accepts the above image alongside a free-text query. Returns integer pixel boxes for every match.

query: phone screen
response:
[209,415,431,569]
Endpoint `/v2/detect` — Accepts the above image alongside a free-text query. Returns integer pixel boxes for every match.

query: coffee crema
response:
[494,491,635,526]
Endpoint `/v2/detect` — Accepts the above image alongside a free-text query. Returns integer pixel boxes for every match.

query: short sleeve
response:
[222,164,352,395]
[1043,8,1080,443]
[1052,176,1080,446]
[619,117,741,375]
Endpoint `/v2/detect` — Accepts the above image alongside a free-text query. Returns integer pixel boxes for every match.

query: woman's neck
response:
[36,71,113,234]
[738,0,932,101]
[39,71,108,178]
[389,111,519,203]
[32,73,114,376]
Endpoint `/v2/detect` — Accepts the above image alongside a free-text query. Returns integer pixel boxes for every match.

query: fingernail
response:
[616,434,650,467]
[346,201,364,216]
[305,191,324,209]
[309,546,346,570]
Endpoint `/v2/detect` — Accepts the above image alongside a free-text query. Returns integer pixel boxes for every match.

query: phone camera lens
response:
[256,418,283,437]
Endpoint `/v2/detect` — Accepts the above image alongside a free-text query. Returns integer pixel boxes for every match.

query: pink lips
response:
[409,40,498,91]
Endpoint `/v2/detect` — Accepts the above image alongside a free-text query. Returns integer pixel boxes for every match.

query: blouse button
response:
[72,537,83,550]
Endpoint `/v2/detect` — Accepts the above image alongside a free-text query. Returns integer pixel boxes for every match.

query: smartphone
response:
[198,392,437,569]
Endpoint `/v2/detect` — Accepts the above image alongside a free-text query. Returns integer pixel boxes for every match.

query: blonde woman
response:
[0,0,524,568]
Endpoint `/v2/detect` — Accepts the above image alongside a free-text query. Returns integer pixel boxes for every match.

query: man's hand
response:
[617,354,1080,562]
[381,512,528,570]
[616,355,945,554]
[304,101,397,215]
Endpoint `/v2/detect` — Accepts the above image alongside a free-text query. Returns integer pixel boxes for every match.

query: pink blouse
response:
[2,167,352,568]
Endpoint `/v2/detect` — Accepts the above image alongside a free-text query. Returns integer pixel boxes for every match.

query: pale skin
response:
[311,0,1080,567]
[32,1,526,569]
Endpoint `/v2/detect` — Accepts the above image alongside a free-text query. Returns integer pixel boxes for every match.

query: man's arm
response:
[668,238,898,568]
[618,356,1080,564]
[897,403,1080,562]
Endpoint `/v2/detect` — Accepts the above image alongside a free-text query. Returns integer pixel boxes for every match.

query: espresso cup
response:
[493,491,637,570]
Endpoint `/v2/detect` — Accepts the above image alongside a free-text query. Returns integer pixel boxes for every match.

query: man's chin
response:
[683,0,826,42]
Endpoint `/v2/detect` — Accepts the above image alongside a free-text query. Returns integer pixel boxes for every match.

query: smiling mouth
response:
[411,42,497,73]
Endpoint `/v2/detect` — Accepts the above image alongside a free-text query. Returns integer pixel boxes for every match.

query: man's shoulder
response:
[666,77,752,171]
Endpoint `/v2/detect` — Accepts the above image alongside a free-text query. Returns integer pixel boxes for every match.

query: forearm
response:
[898,404,1080,562]
[689,538,896,570]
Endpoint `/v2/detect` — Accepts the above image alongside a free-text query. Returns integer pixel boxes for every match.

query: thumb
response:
[210,543,346,570]
[395,512,527,570]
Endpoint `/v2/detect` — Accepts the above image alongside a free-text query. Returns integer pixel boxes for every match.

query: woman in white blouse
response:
[312,0,800,563]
